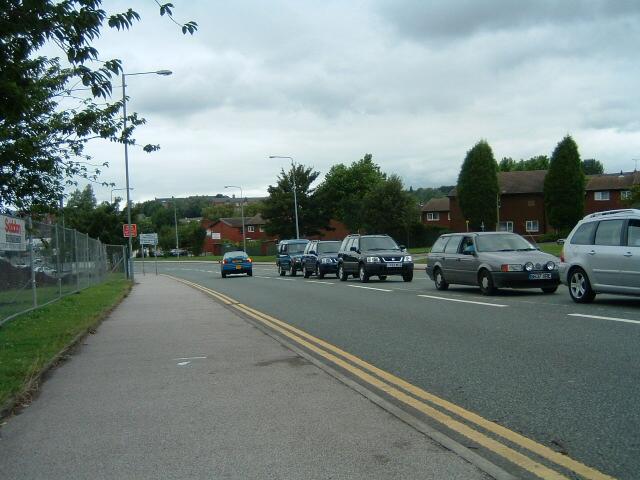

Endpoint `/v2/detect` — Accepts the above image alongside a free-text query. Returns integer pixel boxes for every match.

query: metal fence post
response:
[28,217,37,307]
[54,223,61,298]
[86,234,90,286]
[75,230,80,291]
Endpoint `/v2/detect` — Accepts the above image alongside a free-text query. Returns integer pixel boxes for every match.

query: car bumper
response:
[364,262,414,276]
[558,263,570,285]
[222,264,252,274]
[319,263,338,274]
[492,270,560,288]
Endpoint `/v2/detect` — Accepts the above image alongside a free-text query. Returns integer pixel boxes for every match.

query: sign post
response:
[139,233,159,276]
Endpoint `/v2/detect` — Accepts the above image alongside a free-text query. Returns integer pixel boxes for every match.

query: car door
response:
[307,241,318,271]
[457,235,480,284]
[442,235,464,283]
[344,237,359,273]
[589,219,625,289]
[619,219,640,293]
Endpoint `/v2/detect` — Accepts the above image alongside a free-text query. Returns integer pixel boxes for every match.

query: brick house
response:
[421,197,451,228]
[202,214,274,254]
[446,170,639,236]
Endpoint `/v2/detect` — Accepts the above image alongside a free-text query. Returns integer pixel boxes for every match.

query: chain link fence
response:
[0,214,127,327]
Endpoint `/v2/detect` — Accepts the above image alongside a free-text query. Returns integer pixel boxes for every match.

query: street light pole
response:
[269,155,299,239]
[121,69,172,281]
[225,185,246,252]
[173,196,180,259]
[111,187,133,204]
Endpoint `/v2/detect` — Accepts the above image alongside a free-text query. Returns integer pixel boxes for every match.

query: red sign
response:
[5,217,22,234]
[122,224,138,238]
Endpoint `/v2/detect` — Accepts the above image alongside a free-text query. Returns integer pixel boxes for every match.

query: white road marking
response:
[177,361,191,366]
[417,294,508,308]
[254,275,273,279]
[174,356,207,360]
[306,280,335,285]
[568,313,640,325]
[348,285,393,292]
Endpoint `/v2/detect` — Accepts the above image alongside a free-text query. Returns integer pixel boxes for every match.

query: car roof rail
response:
[584,209,640,219]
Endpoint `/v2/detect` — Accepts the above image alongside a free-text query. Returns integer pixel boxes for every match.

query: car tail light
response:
[501,264,509,272]
[247,258,253,263]
[223,259,228,264]
[560,248,564,263]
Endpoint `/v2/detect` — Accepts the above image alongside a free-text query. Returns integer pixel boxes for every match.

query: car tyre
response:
[541,286,557,294]
[317,266,325,279]
[290,265,297,277]
[247,270,252,277]
[338,264,348,282]
[278,265,286,276]
[434,268,449,290]
[478,269,496,295]
[379,275,387,281]
[221,272,226,278]
[359,264,370,283]
[568,268,596,303]
[402,272,413,282]
[304,267,311,278]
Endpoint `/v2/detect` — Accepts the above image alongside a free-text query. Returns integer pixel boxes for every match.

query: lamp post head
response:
[156,70,173,76]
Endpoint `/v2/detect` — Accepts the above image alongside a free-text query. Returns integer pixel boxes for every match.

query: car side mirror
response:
[400,244,406,251]
[350,246,357,252]
[310,251,316,255]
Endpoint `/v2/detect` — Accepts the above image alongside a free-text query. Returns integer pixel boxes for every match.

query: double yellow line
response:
[165,275,615,480]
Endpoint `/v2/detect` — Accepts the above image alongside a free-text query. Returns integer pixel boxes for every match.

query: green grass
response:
[0,277,131,407]
[536,242,563,257]
[137,255,277,262]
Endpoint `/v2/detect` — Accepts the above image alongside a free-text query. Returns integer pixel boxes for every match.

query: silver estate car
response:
[559,209,640,303]
[426,232,560,295]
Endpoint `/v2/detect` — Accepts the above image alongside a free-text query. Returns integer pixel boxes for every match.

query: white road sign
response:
[139,233,159,245]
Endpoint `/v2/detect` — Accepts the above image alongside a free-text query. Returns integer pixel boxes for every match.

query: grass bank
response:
[0,277,131,411]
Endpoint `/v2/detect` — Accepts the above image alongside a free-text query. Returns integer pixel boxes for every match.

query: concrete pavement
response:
[0,274,489,480]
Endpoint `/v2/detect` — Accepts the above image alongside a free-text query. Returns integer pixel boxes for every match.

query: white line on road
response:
[348,285,393,292]
[417,294,508,308]
[306,280,335,285]
[177,361,191,366]
[567,313,640,325]
[174,356,207,360]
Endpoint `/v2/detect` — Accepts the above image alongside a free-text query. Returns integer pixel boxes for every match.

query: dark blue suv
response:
[302,240,341,279]
[276,239,309,276]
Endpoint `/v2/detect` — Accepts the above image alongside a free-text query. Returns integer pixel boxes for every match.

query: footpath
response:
[0,275,488,480]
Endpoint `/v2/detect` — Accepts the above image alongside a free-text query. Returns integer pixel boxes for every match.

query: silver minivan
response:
[559,209,640,303]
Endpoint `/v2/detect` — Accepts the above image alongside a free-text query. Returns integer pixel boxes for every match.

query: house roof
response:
[448,170,547,196]
[421,197,450,212]
[585,171,639,191]
[207,213,267,229]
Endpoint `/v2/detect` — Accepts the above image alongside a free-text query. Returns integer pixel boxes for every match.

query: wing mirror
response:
[350,246,358,252]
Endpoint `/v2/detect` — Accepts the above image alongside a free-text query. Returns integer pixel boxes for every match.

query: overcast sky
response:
[74,0,640,204]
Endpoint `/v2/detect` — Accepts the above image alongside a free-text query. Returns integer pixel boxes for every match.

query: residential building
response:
[202,214,273,255]
[584,171,639,214]
[420,197,451,228]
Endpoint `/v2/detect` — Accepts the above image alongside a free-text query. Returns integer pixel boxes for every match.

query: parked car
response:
[426,232,560,295]
[276,239,310,276]
[337,234,413,282]
[559,209,640,303]
[221,251,252,278]
[302,240,341,279]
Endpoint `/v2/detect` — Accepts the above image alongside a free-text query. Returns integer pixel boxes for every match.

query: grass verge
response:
[136,255,277,262]
[0,277,131,414]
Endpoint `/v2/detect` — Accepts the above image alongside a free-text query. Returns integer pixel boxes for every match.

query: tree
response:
[202,204,236,222]
[0,1,197,212]
[406,186,454,204]
[582,159,604,175]
[315,154,386,232]
[178,222,206,256]
[63,185,124,244]
[544,136,585,231]
[457,141,499,231]
[360,175,419,244]
[262,164,330,238]
[498,155,549,172]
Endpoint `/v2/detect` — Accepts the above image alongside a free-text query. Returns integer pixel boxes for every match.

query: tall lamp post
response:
[269,155,299,239]
[173,196,180,259]
[122,69,172,280]
[224,185,246,252]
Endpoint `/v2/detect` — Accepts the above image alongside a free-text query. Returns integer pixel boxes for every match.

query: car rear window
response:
[594,219,624,246]
[444,236,462,254]
[287,243,307,254]
[627,219,640,247]
[431,236,449,253]
[570,222,597,245]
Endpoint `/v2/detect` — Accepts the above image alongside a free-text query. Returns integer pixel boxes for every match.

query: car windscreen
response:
[224,251,247,259]
[287,243,307,254]
[317,241,341,254]
[360,236,400,251]
[475,234,536,252]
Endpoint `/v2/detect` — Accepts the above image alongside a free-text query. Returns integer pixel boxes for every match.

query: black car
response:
[302,240,341,279]
[337,234,414,283]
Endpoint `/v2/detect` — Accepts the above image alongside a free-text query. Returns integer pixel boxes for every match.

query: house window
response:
[259,226,265,232]
[247,225,255,233]
[447,212,451,221]
[498,221,514,232]
[594,191,610,201]
[525,220,539,232]
[621,190,632,200]
[426,212,440,221]
[527,200,535,207]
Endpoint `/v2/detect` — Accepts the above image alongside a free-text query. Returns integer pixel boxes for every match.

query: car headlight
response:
[366,256,380,263]
[524,262,534,271]
[321,258,331,264]
[546,261,556,271]
[403,255,413,262]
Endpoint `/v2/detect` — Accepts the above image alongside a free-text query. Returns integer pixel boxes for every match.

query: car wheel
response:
[278,265,286,276]
[221,272,226,278]
[568,268,596,303]
[290,265,297,277]
[317,266,325,279]
[434,268,449,290]
[338,264,348,282]
[478,269,496,295]
[402,272,413,282]
[379,275,387,281]
[247,271,252,277]
[304,268,311,278]
[359,264,370,283]
[541,286,557,294]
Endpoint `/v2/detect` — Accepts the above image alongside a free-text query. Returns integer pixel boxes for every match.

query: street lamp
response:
[111,187,133,204]
[173,196,180,259]
[122,69,172,280]
[224,185,246,252]
[269,155,299,239]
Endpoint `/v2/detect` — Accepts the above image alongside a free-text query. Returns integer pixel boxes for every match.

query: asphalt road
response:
[148,261,640,479]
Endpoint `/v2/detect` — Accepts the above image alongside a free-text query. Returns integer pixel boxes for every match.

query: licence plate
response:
[236,265,242,270]
[387,263,402,268]
[529,272,551,280]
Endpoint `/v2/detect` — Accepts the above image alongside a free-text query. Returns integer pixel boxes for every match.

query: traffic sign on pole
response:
[123,224,138,238]
[139,233,158,245]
